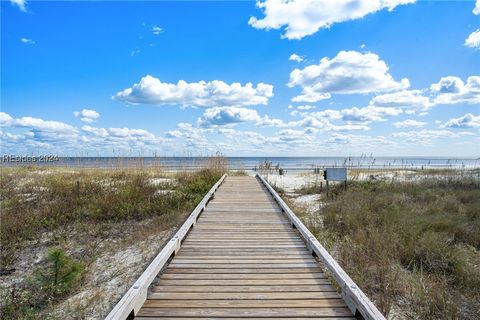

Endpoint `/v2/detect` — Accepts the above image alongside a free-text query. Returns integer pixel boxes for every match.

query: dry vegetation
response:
[279,169,480,319]
[0,157,226,319]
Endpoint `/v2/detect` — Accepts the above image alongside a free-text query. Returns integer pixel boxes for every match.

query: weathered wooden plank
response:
[198,215,287,219]
[183,235,299,239]
[136,307,353,317]
[192,226,292,230]
[174,255,313,260]
[197,220,289,224]
[183,236,305,240]
[164,268,323,274]
[180,245,307,250]
[135,317,356,320]
[195,222,291,226]
[168,263,320,268]
[199,213,282,216]
[213,192,266,194]
[205,207,279,211]
[177,250,310,255]
[178,248,310,252]
[183,239,300,243]
[183,240,300,244]
[192,228,298,235]
[143,299,347,308]
[175,253,312,258]
[159,273,327,280]
[177,250,311,256]
[157,279,331,286]
[181,241,305,245]
[198,218,285,222]
[171,258,316,264]
[147,291,339,300]
[187,234,297,238]
[202,208,283,213]
[207,202,278,206]
[179,245,307,249]
[185,235,299,239]
[151,285,337,292]
[209,200,278,204]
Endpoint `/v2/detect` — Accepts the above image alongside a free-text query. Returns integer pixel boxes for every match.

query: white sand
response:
[263,173,324,193]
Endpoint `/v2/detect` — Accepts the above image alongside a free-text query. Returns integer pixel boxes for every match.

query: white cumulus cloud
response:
[0,112,170,153]
[74,108,100,123]
[287,111,371,131]
[0,112,78,145]
[275,128,317,143]
[288,51,409,103]
[81,125,162,146]
[13,117,76,133]
[474,0,480,15]
[248,0,415,40]
[392,130,472,144]
[311,109,343,120]
[465,29,480,49]
[115,75,274,108]
[10,0,27,12]
[152,25,163,35]
[287,103,401,132]
[109,127,155,139]
[393,119,427,128]
[289,53,304,62]
[81,125,109,138]
[327,133,391,147]
[430,76,480,105]
[370,90,433,114]
[198,107,261,127]
[20,38,35,45]
[340,105,403,122]
[257,115,286,127]
[0,112,14,126]
[441,113,480,129]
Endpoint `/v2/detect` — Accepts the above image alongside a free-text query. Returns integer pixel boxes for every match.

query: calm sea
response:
[1,156,479,170]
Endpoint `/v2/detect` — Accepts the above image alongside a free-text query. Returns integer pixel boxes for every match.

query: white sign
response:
[325,168,347,181]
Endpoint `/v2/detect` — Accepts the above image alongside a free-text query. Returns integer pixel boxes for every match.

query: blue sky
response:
[1,0,479,156]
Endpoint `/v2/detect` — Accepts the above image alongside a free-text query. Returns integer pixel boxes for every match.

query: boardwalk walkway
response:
[133,176,355,319]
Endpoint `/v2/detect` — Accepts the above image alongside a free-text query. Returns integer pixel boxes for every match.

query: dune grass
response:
[292,175,480,319]
[0,159,226,319]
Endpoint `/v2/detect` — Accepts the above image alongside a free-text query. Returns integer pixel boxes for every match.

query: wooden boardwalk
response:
[133,176,355,319]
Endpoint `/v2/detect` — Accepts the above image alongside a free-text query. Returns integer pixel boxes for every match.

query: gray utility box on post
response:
[324,168,347,181]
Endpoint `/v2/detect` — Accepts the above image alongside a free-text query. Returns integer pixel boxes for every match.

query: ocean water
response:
[1,156,479,170]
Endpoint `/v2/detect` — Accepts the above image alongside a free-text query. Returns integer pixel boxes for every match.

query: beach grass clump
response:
[294,183,323,195]
[0,160,226,318]
[310,177,480,319]
[0,166,223,267]
[228,170,249,176]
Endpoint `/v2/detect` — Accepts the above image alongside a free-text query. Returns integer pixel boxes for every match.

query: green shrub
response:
[1,249,84,319]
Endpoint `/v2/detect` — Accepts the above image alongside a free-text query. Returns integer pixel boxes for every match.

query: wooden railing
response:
[105,174,227,320]
[257,174,386,320]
